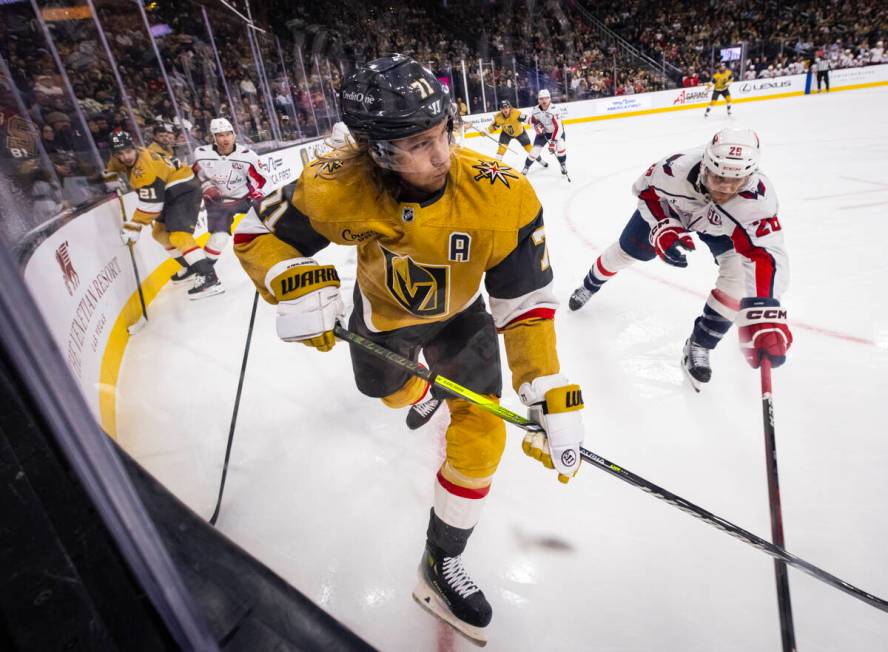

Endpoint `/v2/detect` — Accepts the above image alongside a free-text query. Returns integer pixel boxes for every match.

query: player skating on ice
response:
[190,117,267,280]
[568,129,791,390]
[106,130,223,299]
[486,99,547,171]
[527,89,569,180]
[705,62,734,118]
[233,55,585,645]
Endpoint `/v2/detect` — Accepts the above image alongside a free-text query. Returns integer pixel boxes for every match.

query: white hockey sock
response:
[434,466,490,530]
[205,232,230,261]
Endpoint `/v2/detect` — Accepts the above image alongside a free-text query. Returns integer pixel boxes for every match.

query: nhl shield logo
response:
[402,206,415,222]
[55,241,80,296]
[381,245,449,317]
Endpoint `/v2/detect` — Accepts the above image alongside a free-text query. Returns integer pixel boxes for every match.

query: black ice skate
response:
[681,338,712,392]
[413,544,492,646]
[521,164,530,175]
[568,277,603,311]
[560,163,571,182]
[406,395,443,430]
[187,260,224,300]
[170,265,198,285]
[537,156,548,168]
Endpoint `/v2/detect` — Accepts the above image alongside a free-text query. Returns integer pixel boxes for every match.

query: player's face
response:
[156,132,175,147]
[214,131,235,153]
[501,106,511,117]
[114,147,138,167]
[391,121,452,193]
[539,97,550,109]
[702,168,748,203]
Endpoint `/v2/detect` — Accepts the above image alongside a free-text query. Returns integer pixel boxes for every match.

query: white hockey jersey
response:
[530,105,564,139]
[192,144,268,200]
[632,147,788,299]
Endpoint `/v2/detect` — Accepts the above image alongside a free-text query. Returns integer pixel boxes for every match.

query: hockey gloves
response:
[202,183,223,202]
[518,374,585,484]
[737,298,793,368]
[266,257,344,352]
[649,218,695,267]
[120,221,141,246]
[547,139,557,154]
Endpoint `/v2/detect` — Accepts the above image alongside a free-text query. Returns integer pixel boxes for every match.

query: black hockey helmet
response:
[340,54,451,142]
[110,129,135,152]
[499,100,511,109]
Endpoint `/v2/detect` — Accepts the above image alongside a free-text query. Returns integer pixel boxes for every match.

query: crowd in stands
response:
[1,0,887,236]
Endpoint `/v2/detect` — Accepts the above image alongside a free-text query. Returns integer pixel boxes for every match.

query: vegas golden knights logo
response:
[565,388,583,409]
[381,245,449,317]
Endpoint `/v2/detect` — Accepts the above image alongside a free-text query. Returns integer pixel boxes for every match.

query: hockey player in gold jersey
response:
[233,55,585,645]
[705,62,734,118]
[107,130,222,298]
[486,100,546,171]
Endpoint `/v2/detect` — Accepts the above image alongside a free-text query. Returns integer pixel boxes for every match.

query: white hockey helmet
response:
[538,88,551,100]
[210,117,235,135]
[702,128,760,179]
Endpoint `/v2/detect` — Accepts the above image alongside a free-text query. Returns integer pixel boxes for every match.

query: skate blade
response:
[412,580,487,647]
[680,359,702,393]
[188,285,225,301]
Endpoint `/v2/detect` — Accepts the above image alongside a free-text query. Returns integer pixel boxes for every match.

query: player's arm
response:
[191,154,223,202]
[242,147,268,198]
[632,158,696,267]
[486,115,501,134]
[484,202,584,483]
[234,181,342,351]
[723,192,792,368]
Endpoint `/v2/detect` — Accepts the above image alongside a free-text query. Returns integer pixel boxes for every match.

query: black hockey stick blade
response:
[334,323,888,614]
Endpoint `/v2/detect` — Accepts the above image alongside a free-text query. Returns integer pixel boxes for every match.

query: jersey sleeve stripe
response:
[730,224,777,297]
[638,187,668,221]
[248,164,267,188]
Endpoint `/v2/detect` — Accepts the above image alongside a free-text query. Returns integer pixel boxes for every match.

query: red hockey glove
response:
[649,218,695,267]
[737,298,793,368]
[246,185,264,201]
[202,184,222,202]
[547,139,556,153]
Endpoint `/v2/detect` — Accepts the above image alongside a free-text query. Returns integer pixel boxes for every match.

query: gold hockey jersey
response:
[487,109,528,137]
[107,147,195,223]
[234,146,561,389]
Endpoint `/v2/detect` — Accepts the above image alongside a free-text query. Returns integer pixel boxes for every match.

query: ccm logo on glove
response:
[744,308,787,320]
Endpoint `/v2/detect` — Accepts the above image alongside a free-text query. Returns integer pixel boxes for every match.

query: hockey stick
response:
[209,290,259,526]
[333,323,888,614]
[468,125,547,167]
[114,186,148,333]
[760,358,796,651]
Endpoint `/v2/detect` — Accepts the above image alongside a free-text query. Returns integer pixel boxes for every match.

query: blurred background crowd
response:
[1,0,885,244]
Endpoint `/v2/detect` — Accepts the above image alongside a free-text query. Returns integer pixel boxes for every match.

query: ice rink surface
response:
[118,87,888,651]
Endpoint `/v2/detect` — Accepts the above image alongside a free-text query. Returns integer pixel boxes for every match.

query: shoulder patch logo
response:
[380,245,449,317]
[402,206,415,222]
[471,160,519,188]
[309,158,343,175]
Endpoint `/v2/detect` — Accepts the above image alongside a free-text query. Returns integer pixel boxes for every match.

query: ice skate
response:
[170,265,197,285]
[681,338,712,392]
[413,544,491,646]
[406,395,443,430]
[187,260,224,300]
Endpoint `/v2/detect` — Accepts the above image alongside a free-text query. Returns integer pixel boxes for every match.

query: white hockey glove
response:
[120,221,141,245]
[266,257,344,352]
[518,374,585,484]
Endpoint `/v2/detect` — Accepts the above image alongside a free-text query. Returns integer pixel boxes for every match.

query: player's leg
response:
[415,299,503,642]
[495,132,509,161]
[569,210,656,310]
[523,133,548,174]
[555,133,568,175]
[724,91,732,115]
[705,89,718,117]
[517,131,546,169]
[681,238,742,390]
[167,184,222,298]
[205,198,249,264]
